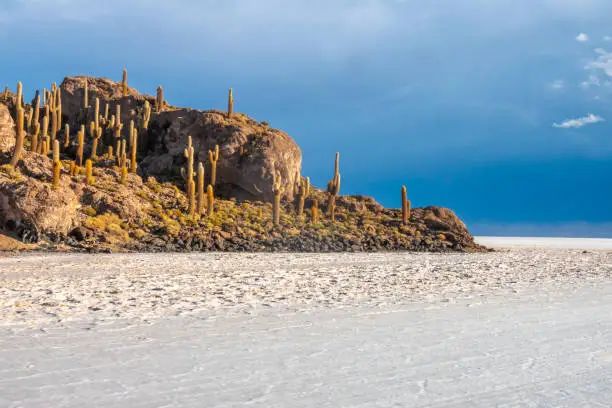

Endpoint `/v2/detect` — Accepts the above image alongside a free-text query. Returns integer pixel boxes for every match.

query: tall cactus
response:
[113,104,123,139]
[122,69,128,97]
[156,85,164,113]
[272,169,284,227]
[295,175,310,216]
[142,100,151,130]
[181,136,195,193]
[76,126,84,166]
[83,77,89,109]
[197,162,205,215]
[130,127,138,173]
[39,110,49,154]
[90,122,103,159]
[52,139,61,189]
[16,81,22,111]
[401,185,411,224]
[227,88,234,118]
[9,107,25,167]
[208,144,219,186]
[63,124,70,149]
[206,185,215,216]
[326,152,341,222]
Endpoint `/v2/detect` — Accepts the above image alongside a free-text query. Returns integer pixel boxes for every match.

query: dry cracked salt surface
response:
[1,246,612,407]
[0,248,611,326]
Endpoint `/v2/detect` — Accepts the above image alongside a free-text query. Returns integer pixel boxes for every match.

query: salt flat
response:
[475,236,612,250]
[1,248,611,407]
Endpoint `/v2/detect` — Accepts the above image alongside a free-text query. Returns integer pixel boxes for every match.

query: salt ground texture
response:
[476,236,612,250]
[1,241,612,407]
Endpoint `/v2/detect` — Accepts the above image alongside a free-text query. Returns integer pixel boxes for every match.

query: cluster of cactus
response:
[181,136,216,216]
[5,73,421,240]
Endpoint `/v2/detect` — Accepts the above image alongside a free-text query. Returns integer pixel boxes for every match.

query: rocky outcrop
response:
[142,109,302,201]
[0,103,16,153]
[58,77,302,202]
[59,76,154,133]
[0,154,79,242]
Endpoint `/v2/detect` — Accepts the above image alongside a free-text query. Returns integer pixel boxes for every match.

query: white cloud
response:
[553,113,604,128]
[604,36,612,41]
[585,48,612,77]
[550,80,565,89]
[580,75,601,88]
[576,32,590,42]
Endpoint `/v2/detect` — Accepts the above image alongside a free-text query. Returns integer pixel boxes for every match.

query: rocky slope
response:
[0,75,486,253]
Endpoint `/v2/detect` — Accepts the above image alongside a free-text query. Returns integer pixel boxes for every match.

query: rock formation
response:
[0,74,486,253]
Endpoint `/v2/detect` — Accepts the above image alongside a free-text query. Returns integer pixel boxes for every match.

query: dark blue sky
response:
[1,0,611,237]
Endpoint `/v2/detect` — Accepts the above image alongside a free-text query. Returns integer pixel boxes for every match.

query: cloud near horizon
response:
[553,114,604,128]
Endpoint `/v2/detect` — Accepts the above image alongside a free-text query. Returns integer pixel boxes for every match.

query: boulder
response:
[142,109,302,201]
[0,103,16,153]
[0,154,79,241]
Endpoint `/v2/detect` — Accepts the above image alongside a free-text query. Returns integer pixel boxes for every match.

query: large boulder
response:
[0,103,15,153]
[142,109,302,201]
[0,153,80,241]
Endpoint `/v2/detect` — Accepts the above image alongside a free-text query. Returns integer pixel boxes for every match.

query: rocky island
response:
[0,72,485,253]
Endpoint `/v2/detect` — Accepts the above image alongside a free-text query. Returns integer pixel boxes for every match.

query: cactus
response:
[142,100,151,130]
[107,145,114,160]
[50,90,57,142]
[401,185,411,224]
[208,144,219,186]
[122,69,128,97]
[206,185,215,215]
[113,104,123,139]
[85,159,95,185]
[94,98,100,132]
[272,169,284,227]
[76,127,84,166]
[130,127,138,173]
[69,161,77,177]
[326,152,341,222]
[9,107,25,167]
[128,120,134,150]
[39,110,49,154]
[83,77,89,109]
[91,123,103,159]
[63,124,70,149]
[30,92,40,131]
[120,165,128,185]
[181,136,195,190]
[103,102,109,123]
[118,139,127,169]
[156,85,164,113]
[42,136,50,156]
[312,199,319,224]
[295,175,310,216]
[197,162,205,215]
[52,140,61,189]
[227,88,234,118]
[2,86,8,99]
[16,81,22,111]
[188,179,196,215]
[56,88,62,130]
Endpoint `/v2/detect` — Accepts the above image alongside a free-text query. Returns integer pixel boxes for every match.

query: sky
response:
[1,0,611,237]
